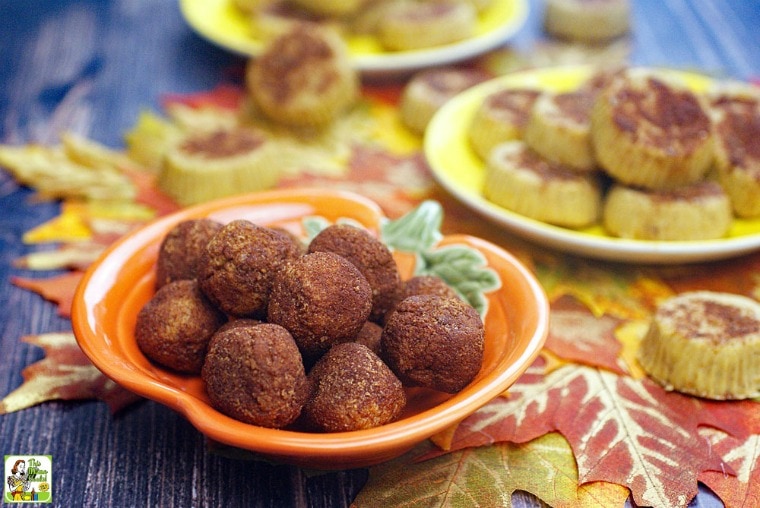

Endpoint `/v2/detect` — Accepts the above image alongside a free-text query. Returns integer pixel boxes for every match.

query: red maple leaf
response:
[12,272,84,318]
[0,333,141,414]
[423,359,736,507]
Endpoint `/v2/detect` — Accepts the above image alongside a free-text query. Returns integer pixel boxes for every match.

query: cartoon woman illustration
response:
[7,459,29,501]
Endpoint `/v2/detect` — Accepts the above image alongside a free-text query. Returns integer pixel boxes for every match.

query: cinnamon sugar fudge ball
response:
[308,224,402,324]
[199,220,302,318]
[303,342,406,432]
[213,318,263,336]
[155,219,223,289]
[354,321,383,357]
[382,295,484,393]
[382,275,460,323]
[135,280,226,374]
[402,275,458,301]
[202,323,309,428]
[267,251,372,362]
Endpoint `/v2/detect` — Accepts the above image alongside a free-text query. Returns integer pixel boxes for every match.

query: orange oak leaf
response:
[545,299,626,375]
[699,427,760,508]
[701,398,760,440]
[124,167,181,217]
[423,359,735,507]
[11,272,84,318]
[662,250,760,298]
[278,145,433,220]
[0,333,141,414]
[354,433,630,508]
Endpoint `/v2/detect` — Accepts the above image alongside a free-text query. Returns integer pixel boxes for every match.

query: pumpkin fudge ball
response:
[382,295,484,393]
[267,251,372,362]
[155,219,223,289]
[199,220,302,318]
[202,323,309,428]
[308,224,402,324]
[303,342,406,432]
[383,274,460,323]
[135,280,226,374]
[354,321,383,357]
[402,275,458,301]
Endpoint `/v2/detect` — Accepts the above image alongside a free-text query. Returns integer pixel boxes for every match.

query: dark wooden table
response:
[1,1,759,506]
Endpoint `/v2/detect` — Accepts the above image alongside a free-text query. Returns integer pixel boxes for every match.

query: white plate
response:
[179,0,529,74]
[425,66,760,264]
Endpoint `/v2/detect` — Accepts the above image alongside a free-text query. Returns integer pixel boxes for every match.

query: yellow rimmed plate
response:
[179,0,529,74]
[425,65,760,264]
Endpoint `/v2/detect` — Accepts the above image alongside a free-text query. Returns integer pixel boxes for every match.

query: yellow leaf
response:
[540,348,574,374]
[23,203,91,243]
[124,110,183,170]
[537,259,669,321]
[0,143,135,201]
[429,421,462,452]
[61,131,138,172]
[614,320,650,379]
[365,99,421,156]
[78,200,155,222]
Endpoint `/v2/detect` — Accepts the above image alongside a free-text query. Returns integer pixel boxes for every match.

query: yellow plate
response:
[425,65,760,264]
[179,0,529,74]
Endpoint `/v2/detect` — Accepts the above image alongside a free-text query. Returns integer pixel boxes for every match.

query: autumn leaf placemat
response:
[1,60,758,507]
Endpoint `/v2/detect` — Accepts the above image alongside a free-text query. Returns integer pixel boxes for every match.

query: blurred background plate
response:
[179,0,529,74]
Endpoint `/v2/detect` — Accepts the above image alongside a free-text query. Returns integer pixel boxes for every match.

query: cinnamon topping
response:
[552,91,595,125]
[660,296,760,344]
[611,77,711,152]
[181,129,265,159]
[398,2,458,21]
[484,89,541,126]
[712,96,760,171]
[509,145,583,181]
[254,27,337,104]
[645,180,725,202]
[422,68,488,95]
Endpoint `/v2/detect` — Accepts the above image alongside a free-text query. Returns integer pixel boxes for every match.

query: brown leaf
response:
[0,333,141,414]
[12,272,84,318]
